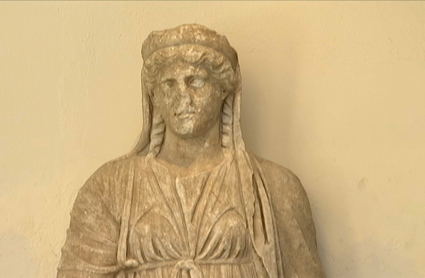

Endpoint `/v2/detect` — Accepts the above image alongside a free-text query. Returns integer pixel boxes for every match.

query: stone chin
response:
[168,117,195,138]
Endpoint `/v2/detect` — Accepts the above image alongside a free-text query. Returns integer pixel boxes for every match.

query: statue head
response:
[130,24,244,157]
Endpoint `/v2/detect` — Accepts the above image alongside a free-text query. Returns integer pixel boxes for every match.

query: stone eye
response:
[162,79,175,88]
[188,77,205,88]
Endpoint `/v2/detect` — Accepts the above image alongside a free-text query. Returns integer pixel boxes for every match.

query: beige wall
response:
[1,2,425,277]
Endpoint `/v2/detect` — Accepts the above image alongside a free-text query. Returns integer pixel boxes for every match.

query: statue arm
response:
[57,163,122,278]
[259,158,326,278]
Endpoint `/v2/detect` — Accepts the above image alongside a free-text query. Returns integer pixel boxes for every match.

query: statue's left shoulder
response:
[249,152,310,207]
[248,152,326,277]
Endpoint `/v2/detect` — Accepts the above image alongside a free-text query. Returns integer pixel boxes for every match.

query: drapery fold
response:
[58,152,285,278]
[58,152,325,278]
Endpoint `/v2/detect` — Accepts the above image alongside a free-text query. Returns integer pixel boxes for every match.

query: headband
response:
[142,24,238,71]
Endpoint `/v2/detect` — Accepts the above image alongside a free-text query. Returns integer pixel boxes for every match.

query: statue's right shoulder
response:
[71,155,149,219]
[79,155,148,195]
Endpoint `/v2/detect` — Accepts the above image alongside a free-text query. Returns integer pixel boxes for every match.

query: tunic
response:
[58,153,262,278]
[57,151,326,278]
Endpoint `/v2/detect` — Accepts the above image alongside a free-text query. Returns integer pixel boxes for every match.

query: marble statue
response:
[57,24,326,278]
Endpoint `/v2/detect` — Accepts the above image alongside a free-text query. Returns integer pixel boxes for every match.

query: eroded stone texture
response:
[57,24,326,278]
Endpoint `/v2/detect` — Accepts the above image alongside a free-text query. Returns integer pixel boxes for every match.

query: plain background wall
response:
[1,2,424,277]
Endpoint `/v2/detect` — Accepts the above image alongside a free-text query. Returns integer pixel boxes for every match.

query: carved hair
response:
[142,46,238,155]
[221,93,234,149]
[148,112,166,156]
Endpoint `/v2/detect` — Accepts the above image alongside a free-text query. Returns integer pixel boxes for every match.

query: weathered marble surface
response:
[58,24,325,278]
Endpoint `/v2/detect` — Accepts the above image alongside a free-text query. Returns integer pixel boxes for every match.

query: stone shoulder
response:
[250,153,301,188]
[79,155,147,195]
[96,155,146,175]
[249,152,311,209]
[72,155,149,221]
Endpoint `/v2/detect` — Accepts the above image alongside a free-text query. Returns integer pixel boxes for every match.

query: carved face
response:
[153,61,228,139]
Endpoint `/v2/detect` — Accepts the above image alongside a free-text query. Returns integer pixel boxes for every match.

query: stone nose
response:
[176,81,192,103]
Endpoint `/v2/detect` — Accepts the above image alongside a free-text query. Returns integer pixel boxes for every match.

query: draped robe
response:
[57,151,325,278]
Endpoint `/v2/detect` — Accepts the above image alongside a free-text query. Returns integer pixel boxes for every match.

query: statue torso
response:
[126,154,259,277]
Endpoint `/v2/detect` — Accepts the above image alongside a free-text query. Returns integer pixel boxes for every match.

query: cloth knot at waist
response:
[172,259,203,278]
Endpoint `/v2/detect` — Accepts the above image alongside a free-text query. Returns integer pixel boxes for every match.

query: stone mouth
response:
[175,108,196,118]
